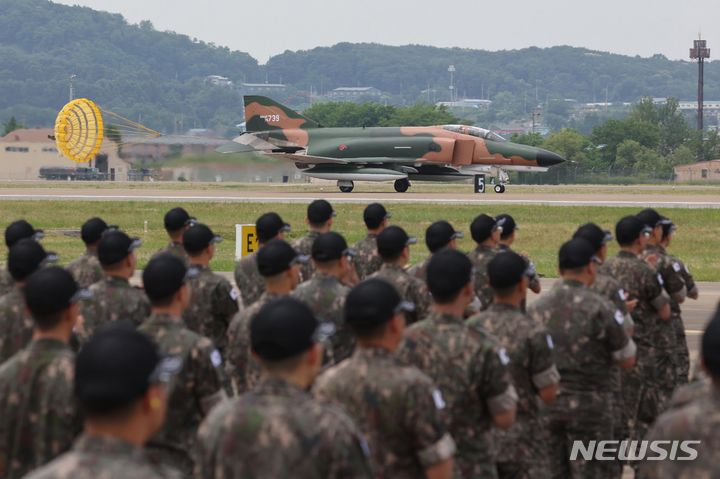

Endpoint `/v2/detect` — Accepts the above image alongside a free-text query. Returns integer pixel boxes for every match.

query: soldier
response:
[601,216,670,441]
[467,251,560,479]
[293,232,355,363]
[467,213,502,310]
[0,267,83,479]
[156,207,195,261]
[79,230,151,339]
[181,223,239,353]
[398,249,518,479]
[293,199,336,282]
[408,220,463,282]
[0,219,44,296]
[0,239,56,363]
[67,217,111,288]
[659,219,698,384]
[196,297,372,479]
[528,238,637,479]
[226,239,306,393]
[353,202,390,280]
[495,214,542,297]
[314,279,456,479]
[139,254,227,476]
[640,310,720,479]
[24,324,182,479]
[369,225,430,324]
[234,212,291,307]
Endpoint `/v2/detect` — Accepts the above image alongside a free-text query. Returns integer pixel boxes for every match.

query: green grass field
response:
[2,200,718,281]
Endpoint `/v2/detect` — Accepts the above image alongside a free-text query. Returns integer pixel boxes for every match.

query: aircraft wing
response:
[264,153,350,165]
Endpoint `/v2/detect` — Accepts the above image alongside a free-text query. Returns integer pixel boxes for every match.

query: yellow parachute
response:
[54,98,161,164]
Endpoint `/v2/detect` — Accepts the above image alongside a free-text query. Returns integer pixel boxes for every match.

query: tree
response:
[510,132,544,147]
[2,116,24,136]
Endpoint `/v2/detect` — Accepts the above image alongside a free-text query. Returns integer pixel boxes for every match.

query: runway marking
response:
[1,193,720,208]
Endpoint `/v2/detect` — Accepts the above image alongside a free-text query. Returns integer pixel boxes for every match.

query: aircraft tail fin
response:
[243,96,319,132]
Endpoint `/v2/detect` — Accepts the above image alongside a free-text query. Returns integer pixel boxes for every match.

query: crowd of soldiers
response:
[0,198,715,479]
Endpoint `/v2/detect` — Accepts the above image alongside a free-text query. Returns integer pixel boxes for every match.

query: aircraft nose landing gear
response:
[337,180,354,193]
[494,184,506,194]
[394,178,410,193]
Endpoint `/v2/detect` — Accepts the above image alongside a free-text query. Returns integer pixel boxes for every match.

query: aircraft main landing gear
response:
[494,184,506,194]
[337,180,354,193]
[394,178,410,193]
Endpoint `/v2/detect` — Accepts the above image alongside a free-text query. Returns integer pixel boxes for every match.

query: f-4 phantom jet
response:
[219,96,565,193]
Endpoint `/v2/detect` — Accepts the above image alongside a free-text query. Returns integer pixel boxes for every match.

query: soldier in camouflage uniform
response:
[293,232,355,363]
[154,207,195,262]
[138,254,227,476]
[398,250,518,479]
[637,209,687,410]
[408,220,463,282]
[528,238,637,479]
[0,239,56,364]
[67,217,111,288]
[79,230,151,339]
[0,267,82,479]
[26,324,182,479]
[640,312,720,479]
[197,297,372,479]
[353,203,389,280]
[467,251,560,479]
[293,199,336,282]
[601,216,671,442]
[659,220,698,384]
[226,239,305,393]
[0,219,44,296]
[468,214,502,311]
[496,214,542,305]
[180,223,239,353]
[369,225,430,324]
[234,212,291,307]
[315,279,456,479]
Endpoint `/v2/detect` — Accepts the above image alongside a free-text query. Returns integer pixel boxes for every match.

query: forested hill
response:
[2,0,720,132]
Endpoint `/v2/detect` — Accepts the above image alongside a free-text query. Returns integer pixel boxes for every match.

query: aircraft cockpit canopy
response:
[442,125,506,142]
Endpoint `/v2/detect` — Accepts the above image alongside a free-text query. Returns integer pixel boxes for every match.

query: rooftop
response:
[0,128,54,143]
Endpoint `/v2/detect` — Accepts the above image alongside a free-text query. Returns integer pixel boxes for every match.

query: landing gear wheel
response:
[338,180,354,193]
[394,178,410,193]
[494,184,506,194]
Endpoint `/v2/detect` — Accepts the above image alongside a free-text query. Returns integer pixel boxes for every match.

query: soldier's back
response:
[0,269,14,297]
[369,265,428,324]
[353,234,382,280]
[467,245,497,310]
[154,242,188,264]
[80,277,150,337]
[0,288,34,364]
[292,232,319,281]
[196,378,372,479]
[24,435,180,479]
[233,253,264,307]
[66,252,104,289]
[0,339,78,479]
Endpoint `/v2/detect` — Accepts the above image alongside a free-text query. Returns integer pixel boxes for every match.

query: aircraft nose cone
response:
[536,149,565,167]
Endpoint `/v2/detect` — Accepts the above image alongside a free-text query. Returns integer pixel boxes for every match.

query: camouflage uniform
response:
[467,245,498,310]
[225,292,284,393]
[155,241,188,263]
[292,230,321,281]
[467,304,560,479]
[397,311,517,479]
[640,386,720,479]
[668,255,696,384]
[0,339,79,479]
[292,272,353,363]
[0,288,34,364]
[233,252,264,307]
[353,233,382,280]
[24,435,181,479]
[368,264,430,324]
[66,251,104,289]
[80,276,151,339]
[182,265,239,353]
[195,377,372,479]
[642,244,686,408]
[601,251,669,439]
[528,279,636,479]
[0,269,14,297]
[407,256,429,283]
[314,347,456,479]
[138,312,226,476]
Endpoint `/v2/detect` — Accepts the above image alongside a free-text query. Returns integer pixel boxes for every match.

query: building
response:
[673,159,720,182]
[436,99,492,109]
[0,128,131,180]
[240,82,287,95]
[205,75,234,87]
[121,134,229,162]
[327,87,382,100]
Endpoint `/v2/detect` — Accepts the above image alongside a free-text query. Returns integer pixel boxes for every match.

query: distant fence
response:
[515,165,677,185]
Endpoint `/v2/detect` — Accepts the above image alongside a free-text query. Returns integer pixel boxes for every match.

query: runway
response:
[1,185,720,208]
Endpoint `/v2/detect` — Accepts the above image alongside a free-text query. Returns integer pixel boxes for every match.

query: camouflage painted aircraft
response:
[219,96,565,193]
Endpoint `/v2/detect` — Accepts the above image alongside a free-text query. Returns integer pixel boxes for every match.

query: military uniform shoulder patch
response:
[614,310,625,325]
[432,389,446,410]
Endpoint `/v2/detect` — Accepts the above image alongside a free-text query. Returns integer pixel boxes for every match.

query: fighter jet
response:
[219,96,565,193]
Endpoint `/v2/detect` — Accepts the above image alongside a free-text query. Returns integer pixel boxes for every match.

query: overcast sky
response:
[56,0,718,63]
